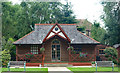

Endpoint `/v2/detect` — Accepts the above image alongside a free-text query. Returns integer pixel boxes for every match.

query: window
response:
[55,27,58,31]
[31,45,38,54]
[99,48,105,55]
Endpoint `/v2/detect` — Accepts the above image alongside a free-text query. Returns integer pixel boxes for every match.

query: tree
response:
[101,2,120,45]
[104,47,118,64]
[2,37,15,67]
[76,26,86,33]
[2,49,11,67]
[91,22,106,44]
[2,2,77,41]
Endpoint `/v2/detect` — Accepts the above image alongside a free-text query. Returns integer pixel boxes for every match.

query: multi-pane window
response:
[31,45,39,54]
[99,48,105,55]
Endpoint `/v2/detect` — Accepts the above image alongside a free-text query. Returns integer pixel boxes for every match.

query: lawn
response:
[2,68,48,73]
[68,67,119,73]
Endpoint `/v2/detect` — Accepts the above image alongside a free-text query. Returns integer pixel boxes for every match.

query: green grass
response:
[2,68,48,73]
[68,67,119,73]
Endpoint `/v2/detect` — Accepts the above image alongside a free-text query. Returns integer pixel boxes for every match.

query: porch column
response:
[42,43,45,67]
[68,43,71,62]
[16,46,18,61]
[94,45,98,61]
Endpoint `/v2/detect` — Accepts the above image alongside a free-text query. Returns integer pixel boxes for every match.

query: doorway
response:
[51,39,60,61]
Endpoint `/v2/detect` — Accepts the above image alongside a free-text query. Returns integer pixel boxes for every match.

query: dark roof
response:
[13,24,100,44]
[113,44,120,49]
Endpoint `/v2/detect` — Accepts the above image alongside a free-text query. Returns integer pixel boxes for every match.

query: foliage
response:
[2,2,77,41]
[40,47,45,52]
[104,47,118,64]
[2,49,11,67]
[91,61,95,64]
[79,52,88,57]
[2,37,15,67]
[76,26,86,32]
[91,22,106,44]
[67,46,73,51]
[25,52,34,59]
[101,2,120,45]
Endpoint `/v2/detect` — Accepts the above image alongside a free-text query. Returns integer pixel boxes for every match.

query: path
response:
[48,67,73,73]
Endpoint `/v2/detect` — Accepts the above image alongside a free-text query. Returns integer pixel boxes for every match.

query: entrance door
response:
[52,39,60,61]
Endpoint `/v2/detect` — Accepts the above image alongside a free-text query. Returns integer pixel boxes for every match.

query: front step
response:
[44,63,72,67]
[69,63,92,66]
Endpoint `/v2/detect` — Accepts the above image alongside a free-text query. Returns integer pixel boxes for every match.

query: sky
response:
[9,0,104,26]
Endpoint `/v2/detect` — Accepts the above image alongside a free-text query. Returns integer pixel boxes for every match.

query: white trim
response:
[47,32,55,39]
[52,25,60,33]
[58,32,66,38]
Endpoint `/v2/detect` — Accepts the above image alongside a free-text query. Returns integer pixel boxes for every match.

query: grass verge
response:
[68,67,119,73]
[2,68,48,73]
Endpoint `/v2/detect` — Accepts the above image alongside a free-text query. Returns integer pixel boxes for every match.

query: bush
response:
[104,47,118,64]
[91,61,95,64]
[2,37,14,67]
[2,49,11,67]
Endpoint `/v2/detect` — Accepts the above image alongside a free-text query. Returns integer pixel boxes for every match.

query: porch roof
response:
[13,24,100,44]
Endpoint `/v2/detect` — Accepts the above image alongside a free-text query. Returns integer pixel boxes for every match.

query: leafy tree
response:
[2,2,22,40]
[101,2,120,45]
[104,47,118,64]
[76,26,86,33]
[57,2,77,23]
[2,49,11,67]
[2,2,77,41]
[2,37,15,67]
[91,22,106,44]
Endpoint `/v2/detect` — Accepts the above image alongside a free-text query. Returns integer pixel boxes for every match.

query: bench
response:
[8,61,26,71]
[95,61,114,71]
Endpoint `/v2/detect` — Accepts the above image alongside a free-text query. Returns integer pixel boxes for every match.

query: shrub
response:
[91,61,95,64]
[104,47,118,64]
[2,49,11,67]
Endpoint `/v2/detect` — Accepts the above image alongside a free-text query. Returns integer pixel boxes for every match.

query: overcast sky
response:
[9,0,104,26]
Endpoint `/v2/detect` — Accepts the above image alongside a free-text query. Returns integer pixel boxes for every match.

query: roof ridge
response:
[79,31,100,43]
[35,24,76,25]
[13,31,35,44]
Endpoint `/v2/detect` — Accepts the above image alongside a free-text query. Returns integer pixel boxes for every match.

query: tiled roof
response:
[13,24,100,44]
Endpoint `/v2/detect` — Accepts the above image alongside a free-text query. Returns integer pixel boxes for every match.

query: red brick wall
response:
[16,44,42,61]
[71,44,96,61]
[16,39,99,62]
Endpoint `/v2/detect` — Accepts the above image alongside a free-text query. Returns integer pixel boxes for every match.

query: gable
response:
[43,24,70,42]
